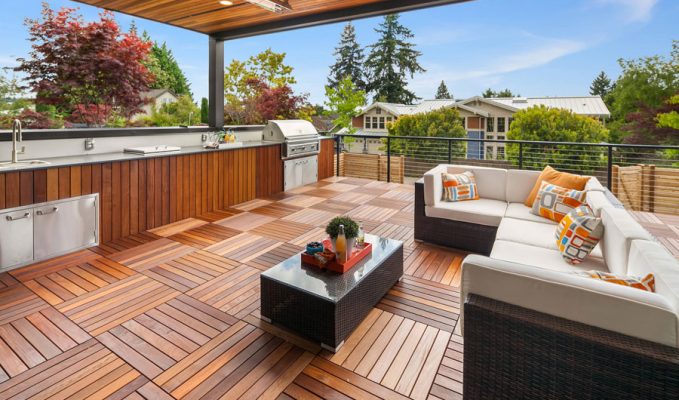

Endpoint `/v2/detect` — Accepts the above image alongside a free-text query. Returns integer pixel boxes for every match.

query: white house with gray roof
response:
[347,95,610,159]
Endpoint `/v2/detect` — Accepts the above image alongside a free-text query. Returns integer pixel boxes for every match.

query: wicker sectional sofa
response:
[414,164,679,399]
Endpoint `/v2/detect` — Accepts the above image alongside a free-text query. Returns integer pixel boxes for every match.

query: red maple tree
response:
[16,4,153,126]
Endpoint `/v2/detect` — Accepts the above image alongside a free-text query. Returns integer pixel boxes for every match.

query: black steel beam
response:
[213,0,472,41]
[208,36,225,129]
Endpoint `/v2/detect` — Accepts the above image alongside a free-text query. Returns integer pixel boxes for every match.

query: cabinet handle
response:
[36,207,58,216]
[6,212,30,221]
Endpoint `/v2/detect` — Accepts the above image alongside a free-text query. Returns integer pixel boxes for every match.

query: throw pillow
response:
[575,270,655,292]
[441,171,479,202]
[555,205,603,264]
[532,181,586,222]
[524,166,590,207]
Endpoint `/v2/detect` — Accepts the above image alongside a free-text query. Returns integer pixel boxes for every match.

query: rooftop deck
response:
[0,177,465,399]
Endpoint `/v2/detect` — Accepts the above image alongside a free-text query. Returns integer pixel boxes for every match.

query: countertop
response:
[0,141,281,172]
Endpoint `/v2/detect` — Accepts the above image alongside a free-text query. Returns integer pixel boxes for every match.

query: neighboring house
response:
[134,89,178,120]
[310,115,337,134]
[347,96,611,159]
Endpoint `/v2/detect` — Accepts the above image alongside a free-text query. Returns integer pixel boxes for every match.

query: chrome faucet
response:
[11,119,25,163]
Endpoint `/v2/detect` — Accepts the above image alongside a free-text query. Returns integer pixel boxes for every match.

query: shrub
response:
[325,216,359,239]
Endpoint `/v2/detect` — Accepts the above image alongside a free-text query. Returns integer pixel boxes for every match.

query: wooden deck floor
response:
[0,177,465,400]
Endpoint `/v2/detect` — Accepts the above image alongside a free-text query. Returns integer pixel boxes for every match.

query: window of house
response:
[386,116,393,125]
[379,117,385,129]
[486,134,494,140]
[508,117,514,129]
[487,117,494,132]
[497,117,506,133]
[365,116,371,129]
[498,147,506,159]
[497,135,505,140]
[376,108,382,115]
[486,146,494,159]
[372,116,379,129]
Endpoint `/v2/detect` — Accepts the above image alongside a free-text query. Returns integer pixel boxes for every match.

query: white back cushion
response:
[600,208,653,275]
[447,165,507,201]
[628,239,679,317]
[506,169,540,203]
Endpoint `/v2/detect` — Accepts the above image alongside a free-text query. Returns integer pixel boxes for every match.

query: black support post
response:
[208,36,224,129]
[448,139,452,164]
[607,145,613,190]
[387,137,391,183]
[336,136,341,177]
[519,142,524,170]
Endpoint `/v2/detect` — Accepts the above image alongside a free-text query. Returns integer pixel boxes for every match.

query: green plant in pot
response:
[326,216,359,253]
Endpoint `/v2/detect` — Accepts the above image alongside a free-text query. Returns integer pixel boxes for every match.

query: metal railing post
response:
[606,144,613,190]
[386,136,391,183]
[447,139,452,164]
[519,142,524,170]
[335,135,341,177]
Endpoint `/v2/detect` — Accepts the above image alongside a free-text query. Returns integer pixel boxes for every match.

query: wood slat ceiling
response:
[73,0,469,39]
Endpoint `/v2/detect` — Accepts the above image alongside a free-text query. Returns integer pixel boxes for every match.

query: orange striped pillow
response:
[576,270,655,292]
[441,171,479,202]
[531,181,586,222]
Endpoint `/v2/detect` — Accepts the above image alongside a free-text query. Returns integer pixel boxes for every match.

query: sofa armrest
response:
[461,254,678,347]
[423,164,448,206]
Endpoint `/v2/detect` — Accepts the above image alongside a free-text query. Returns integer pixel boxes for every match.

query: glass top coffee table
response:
[260,234,403,352]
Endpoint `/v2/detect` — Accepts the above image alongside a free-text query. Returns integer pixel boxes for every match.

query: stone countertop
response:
[0,141,281,172]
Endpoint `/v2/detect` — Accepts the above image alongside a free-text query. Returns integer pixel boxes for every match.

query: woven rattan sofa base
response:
[463,294,679,400]
[414,180,496,255]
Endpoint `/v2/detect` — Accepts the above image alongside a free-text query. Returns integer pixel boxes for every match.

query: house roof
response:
[361,99,488,117]
[489,96,611,117]
[141,89,177,99]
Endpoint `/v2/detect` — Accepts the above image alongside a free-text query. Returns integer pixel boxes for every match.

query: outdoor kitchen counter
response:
[0,141,281,172]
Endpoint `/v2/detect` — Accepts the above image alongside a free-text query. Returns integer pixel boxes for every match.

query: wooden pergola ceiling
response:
[74,0,471,40]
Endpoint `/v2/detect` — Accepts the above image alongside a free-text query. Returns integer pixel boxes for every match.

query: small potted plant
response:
[325,216,359,253]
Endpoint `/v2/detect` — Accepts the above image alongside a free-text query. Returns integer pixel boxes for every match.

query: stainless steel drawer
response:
[34,196,98,260]
[0,209,34,270]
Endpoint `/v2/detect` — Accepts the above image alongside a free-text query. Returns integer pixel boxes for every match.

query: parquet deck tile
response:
[143,250,240,292]
[169,223,242,249]
[149,218,208,237]
[251,219,316,242]
[106,238,196,271]
[90,232,163,256]
[282,208,337,227]
[0,284,49,326]
[0,178,472,399]
[56,274,180,336]
[250,202,303,218]
[215,211,276,231]
[24,257,136,306]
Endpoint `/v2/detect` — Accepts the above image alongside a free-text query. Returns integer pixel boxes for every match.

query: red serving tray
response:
[301,243,372,273]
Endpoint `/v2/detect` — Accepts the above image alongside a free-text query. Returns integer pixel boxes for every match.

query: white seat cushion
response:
[446,165,507,201]
[504,203,556,225]
[491,239,607,273]
[585,177,615,217]
[600,208,654,275]
[425,199,507,227]
[497,217,560,249]
[462,255,678,347]
[628,239,679,319]
[506,169,540,203]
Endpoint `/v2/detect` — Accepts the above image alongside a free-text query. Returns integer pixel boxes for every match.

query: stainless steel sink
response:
[0,160,51,170]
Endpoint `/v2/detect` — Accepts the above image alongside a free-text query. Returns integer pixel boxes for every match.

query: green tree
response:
[224,49,296,105]
[482,88,495,98]
[435,81,451,99]
[145,94,199,126]
[200,97,209,124]
[607,41,679,122]
[365,14,425,104]
[328,22,366,91]
[657,95,679,130]
[589,71,612,97]
[146,40,192,97]
[482,88,518,98]
[387,107,467,160]
[324,76,366,134]
[506,106,609,173]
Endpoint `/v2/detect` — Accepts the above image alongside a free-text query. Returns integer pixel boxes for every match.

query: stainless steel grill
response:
[262,120,320,160]
[262,120,320,191]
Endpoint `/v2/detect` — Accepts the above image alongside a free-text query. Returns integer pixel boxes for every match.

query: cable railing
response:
[334,134,679,215]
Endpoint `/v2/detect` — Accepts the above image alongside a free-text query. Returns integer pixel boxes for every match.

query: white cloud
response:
[594,0,658,22]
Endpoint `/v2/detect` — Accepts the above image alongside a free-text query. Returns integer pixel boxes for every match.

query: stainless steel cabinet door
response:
[34,196,97,260]
[0,209,34,270]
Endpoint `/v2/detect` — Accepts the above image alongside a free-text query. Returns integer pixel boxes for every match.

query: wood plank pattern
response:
[0,176,474,399]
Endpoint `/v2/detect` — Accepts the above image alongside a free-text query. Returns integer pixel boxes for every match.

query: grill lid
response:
[262,120,319,142]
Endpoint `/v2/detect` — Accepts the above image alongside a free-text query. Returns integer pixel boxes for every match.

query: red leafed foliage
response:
[250,78,307,121]
[16,4,153,126]
[0,110,57,129]
[68,104,113,127]
[623,99,679,145]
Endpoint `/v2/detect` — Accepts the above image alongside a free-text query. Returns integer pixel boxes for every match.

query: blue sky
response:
[0,0,676,105]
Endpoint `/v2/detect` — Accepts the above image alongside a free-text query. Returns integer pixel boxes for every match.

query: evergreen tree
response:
[141,32,192,98]
[365,14,425,104]
[435,80,451,99]
[482,88,518,98]
[200,97,208,123]
[589,71,612,97]
[328,23,365,91]
[482,88,495,98]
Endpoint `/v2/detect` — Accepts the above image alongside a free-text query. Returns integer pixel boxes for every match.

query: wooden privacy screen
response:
[318,138,336,180]
[0,145,284,243]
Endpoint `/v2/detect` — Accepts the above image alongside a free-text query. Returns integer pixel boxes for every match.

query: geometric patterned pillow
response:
[531,181,586,222]
[441,171,480,202]
[555,205,603,264]
[575,270,655,292]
